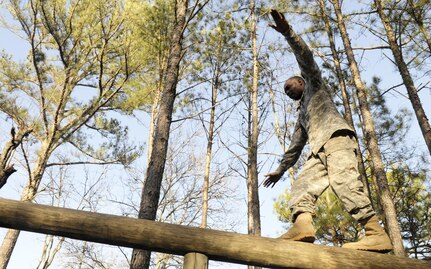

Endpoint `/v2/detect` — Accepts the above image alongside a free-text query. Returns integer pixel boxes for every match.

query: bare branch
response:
[45,160,121,168]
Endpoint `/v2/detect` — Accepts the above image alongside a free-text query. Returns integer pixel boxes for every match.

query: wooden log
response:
[0,198,428,269]
[183,252,208,269]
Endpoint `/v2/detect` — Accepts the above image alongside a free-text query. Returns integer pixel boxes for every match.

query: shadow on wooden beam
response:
[0,198,429,268]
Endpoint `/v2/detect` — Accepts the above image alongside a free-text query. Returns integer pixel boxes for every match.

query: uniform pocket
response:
[324,134,356,156]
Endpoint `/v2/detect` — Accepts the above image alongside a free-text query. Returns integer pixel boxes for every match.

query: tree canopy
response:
[0,0,430,267]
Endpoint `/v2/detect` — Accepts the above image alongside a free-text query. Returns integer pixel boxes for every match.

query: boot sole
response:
[343,243,393,253]
[280,235,315,243]
[298,236,315,243]
[355,246,393,253]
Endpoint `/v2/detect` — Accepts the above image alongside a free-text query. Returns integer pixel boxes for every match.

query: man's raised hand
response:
[269,9,290,35]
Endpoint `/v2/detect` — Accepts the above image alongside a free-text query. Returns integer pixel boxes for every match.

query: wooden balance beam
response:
[0,198,428,268]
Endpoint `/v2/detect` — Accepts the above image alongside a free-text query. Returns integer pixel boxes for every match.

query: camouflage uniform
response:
[274,25,374,222]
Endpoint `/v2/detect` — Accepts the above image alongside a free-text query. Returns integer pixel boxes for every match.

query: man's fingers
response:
[263,177,278,188]
[271,9,280,17]
[270,9,282,21]
[267,181,275,188]
[263,179,272,188]
[272,9,285,21]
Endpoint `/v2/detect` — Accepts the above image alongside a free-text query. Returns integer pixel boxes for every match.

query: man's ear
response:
[298,78,304,86]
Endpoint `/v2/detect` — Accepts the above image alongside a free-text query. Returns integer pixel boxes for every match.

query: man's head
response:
[284,76,305,100]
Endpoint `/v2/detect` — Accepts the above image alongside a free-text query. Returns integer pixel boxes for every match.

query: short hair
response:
[289,75,305,82]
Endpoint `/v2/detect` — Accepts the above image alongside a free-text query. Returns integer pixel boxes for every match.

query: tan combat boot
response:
[279,212,315,243]
[342,215,393,253]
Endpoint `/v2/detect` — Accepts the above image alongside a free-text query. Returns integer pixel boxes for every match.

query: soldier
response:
[264,10,393,253]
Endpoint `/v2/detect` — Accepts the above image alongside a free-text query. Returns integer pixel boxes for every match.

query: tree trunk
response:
[0,230,20,269]
[0,142,52,269]
[0,183,42,269]
[201,71,218,229]
[317,0,372,203]
[0,166,16,190]
[374,0,431,156]
[130,1,188,268]
[330,0,406,256]
[247,3,261,269]
[406,0,431,53]
[0,127,32,189]
[147,89,162,163]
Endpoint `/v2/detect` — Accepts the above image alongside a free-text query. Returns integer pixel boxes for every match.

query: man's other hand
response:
[263,171,283,188]
[269,9,290,35]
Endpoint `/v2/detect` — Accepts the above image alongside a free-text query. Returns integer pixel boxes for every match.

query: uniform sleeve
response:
[275,120,308,174]
[282,24,322,82]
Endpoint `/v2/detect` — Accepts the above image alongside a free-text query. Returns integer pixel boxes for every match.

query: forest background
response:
[0,0,430,268]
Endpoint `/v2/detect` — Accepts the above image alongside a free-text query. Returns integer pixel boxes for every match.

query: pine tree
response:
[0,1,139,267]
[374,0,431,156]
[330,0,405,256]
[130,0,189,268]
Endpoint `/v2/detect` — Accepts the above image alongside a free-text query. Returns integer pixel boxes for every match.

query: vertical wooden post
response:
[184,252,208,269]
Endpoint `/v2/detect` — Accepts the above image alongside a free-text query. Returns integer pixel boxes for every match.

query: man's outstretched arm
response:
[269,10,321,81]
[263,121,307,188]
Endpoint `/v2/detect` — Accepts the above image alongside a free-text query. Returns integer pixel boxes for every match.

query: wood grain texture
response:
[184,252,208,269]
[0,198,429,269]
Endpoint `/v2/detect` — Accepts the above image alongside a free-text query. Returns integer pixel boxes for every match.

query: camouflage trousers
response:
[290,131,374,222]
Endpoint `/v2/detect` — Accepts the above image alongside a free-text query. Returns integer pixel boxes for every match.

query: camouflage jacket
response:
[275,25,355,174]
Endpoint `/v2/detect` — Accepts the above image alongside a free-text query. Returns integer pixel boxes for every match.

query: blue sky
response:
[1,2,430,268]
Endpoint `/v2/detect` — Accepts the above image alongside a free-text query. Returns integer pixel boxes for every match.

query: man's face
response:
[284,76,304,100]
